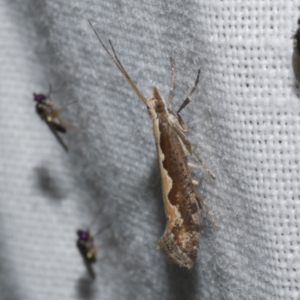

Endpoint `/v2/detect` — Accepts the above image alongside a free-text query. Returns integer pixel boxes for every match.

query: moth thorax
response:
[167,112,179,124]
[147,97,166,120]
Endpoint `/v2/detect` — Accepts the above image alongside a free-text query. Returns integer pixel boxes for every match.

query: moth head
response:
[147,87,166,113]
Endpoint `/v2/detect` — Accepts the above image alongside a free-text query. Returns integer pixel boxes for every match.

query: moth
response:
[293,18,300,81]
[33,87,69,152]
[89,21,215,269]
[76,229,97,278]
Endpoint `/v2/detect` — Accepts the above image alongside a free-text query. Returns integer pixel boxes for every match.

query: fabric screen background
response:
[1,0,300,299]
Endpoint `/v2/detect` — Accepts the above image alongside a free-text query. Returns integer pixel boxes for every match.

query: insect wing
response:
[46,122,69,152]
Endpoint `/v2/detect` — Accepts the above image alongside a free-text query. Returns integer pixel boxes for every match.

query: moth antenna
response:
[108,39,148,104]
[182,69,200,105]
[108,40,125,72]
[167,57,176,107]
[177,98,190,114]
[88,20,148,104]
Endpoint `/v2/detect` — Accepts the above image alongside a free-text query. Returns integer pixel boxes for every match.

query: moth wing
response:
[171,124,193,156]
[171,123,215,179]
[177,113,188,132]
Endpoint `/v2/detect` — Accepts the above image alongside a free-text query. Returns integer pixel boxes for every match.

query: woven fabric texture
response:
[1,1,300,299]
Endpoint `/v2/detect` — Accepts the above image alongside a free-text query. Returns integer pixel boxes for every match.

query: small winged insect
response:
[77,229,97,278]
[293,18,300,81]
[33,87,69,152]
[76,217,109,278]
[77,229,97,263]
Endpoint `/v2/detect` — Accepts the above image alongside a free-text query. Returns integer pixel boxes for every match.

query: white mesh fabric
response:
[1,0,300,299]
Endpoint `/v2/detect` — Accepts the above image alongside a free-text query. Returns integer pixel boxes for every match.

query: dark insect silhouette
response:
[33,86,69,152]
[76,229,97,278]
[76,215,110,279]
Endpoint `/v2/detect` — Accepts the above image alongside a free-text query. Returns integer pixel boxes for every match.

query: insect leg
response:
[193,151,216,179]
[195,191,218,227]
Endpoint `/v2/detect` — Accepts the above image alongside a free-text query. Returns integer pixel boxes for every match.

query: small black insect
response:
[76,216,110,279]
[33,87,68,152]
[77,229,97,264]
[292,18,300,81]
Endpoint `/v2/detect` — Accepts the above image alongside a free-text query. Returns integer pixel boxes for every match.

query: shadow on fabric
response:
[33,165,66,201]
[76,276,97,300]
[166,263,199,300]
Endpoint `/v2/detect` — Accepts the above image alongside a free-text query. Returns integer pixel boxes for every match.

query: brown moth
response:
[88,21,215,269]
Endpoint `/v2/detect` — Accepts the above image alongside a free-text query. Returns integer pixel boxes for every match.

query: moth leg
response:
[167,57,176,106]
[188,162,198,169]
[193,151,216,180]
[192,179,199,185]
[195,191,207,217]
[195,192,218,227]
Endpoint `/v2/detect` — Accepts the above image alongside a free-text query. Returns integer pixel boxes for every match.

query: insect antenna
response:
[177,69,201,114]
[88,20,148,104]
[167,57,176,106]
[93,223,110,239]
[177,98,190,114]
[177,69,200,114]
